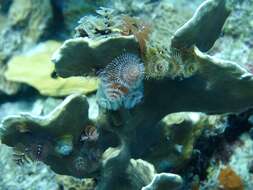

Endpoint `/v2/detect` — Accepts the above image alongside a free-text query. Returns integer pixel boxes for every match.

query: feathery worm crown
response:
[97,53,144,110]
[99,53,144,101]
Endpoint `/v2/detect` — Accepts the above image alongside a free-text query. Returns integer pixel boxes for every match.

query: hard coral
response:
[218,167,244,190]
[3,0,253,189]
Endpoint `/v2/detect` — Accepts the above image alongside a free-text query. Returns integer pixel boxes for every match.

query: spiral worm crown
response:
[97,53,144,110]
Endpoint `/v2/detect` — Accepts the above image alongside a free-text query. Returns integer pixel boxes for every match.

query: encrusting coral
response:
[1,0,253,189]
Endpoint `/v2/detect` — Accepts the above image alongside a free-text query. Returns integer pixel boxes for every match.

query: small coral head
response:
[97,53,144,110]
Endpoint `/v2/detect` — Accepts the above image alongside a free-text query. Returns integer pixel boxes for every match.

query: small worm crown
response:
[97,53,145,110]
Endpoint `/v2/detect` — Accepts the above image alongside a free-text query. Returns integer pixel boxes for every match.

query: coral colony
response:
[1,0,253,189]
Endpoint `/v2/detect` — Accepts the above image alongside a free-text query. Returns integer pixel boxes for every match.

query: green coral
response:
[0,94,99,178]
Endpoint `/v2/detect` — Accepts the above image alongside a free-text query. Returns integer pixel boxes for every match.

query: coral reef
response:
[108,0,154,16]
[0,0,52,58]
[145,112,227,172]
[200,133,253,189]
[209,0,253,76]
[171,0,230,52]
[0,0,53,95]
[0,145,59,190]
[50,0,253,188]
[0,94,110,178]
[0,143,97,190]
[1,0,253,190]
[53,0,107,34]
[223,0,253,45]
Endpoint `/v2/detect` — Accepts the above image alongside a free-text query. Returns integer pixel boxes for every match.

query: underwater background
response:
[0,0,253,189]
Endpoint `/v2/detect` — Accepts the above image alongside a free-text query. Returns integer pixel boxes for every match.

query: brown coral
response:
[218,167,244,190]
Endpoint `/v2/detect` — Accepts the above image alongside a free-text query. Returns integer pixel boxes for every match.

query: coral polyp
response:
[97,53,144,110]
[145,58,170,79]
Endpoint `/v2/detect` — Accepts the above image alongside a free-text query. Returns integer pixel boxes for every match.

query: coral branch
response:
[171,0,231,51]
